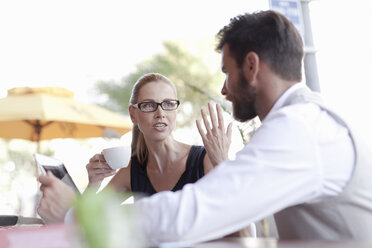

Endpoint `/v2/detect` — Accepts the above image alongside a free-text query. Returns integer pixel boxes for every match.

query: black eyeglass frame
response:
[131,100,180,113]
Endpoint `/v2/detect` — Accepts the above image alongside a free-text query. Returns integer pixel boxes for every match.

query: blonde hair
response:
[129,73,177,164]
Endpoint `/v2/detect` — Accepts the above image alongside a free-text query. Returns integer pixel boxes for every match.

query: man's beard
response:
[232,70,257,122]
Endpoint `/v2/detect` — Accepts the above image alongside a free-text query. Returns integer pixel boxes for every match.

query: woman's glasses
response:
[132,100,180,113]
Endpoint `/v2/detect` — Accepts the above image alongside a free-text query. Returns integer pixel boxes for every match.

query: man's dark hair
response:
[216,10,304,82]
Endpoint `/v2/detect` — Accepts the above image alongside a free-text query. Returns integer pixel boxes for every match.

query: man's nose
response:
[221,80,228,96]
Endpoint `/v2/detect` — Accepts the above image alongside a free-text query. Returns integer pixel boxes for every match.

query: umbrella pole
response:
[34,122,42,217]
[36,141,40,153]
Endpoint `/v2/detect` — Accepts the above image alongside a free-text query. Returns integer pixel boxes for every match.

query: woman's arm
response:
[106,163,132,192]
[92,164,133,204]
[86,153,116,188]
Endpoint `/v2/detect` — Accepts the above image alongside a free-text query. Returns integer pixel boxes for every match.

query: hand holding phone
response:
[33,153,80,193]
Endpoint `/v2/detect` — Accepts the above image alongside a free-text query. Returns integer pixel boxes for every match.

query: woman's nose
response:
[154,105,165,118]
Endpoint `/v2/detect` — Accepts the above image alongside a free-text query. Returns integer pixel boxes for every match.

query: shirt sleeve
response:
[134,105,345,245]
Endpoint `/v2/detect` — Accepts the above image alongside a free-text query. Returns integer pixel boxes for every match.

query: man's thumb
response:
[39,171,57,185]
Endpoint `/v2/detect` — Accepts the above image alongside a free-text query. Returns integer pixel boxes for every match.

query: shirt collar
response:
[267,82,307,116]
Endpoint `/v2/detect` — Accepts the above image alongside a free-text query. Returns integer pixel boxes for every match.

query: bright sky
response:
[0,0,267,101]
[1,0,372,147]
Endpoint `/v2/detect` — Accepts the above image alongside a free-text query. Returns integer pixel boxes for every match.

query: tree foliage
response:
[95,41,224,126]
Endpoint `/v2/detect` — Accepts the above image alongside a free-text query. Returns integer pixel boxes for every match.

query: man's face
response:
[221,44,257,122]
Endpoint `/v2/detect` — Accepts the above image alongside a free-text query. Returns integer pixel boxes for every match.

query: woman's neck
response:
[146,138,184,172]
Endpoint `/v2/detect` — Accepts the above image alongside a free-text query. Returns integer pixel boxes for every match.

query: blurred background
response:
[0,0,371,217]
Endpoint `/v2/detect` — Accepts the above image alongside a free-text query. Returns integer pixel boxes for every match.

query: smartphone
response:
[33,153,80,194]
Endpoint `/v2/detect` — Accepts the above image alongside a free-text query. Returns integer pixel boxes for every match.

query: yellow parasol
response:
[0,86,132,151]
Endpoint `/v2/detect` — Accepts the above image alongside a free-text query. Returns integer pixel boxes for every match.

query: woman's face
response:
[130,81,178,143]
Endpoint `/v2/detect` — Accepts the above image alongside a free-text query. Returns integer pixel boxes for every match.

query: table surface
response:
[193,237,372,248]
[1,224,372,248]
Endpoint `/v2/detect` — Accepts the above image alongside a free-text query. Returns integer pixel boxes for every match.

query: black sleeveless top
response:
[130,145,206,199]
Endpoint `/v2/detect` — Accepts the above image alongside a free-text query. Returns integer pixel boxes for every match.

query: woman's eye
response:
[143,102,155,109]
[164,102,173,107]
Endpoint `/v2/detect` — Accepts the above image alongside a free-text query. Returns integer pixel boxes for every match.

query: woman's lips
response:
[153,123,167,131]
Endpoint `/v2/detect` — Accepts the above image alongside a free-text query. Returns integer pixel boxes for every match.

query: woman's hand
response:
[38,171,77,224]
[196,102,232,166]
[86,153,116,188]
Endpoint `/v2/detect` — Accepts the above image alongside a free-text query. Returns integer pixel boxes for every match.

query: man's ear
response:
[242,52,260,84]
[129,106,137,124]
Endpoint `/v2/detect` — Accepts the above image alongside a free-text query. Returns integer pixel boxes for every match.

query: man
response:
[133,10,372,245]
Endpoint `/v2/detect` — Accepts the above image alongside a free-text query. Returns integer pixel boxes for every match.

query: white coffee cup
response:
[102,146,131,170]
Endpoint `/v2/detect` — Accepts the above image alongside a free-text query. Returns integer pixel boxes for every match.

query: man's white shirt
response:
[131,83,354,245]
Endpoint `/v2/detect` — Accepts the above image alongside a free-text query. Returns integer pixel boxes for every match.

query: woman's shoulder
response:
[130,155,146,172]
[187,145,206,164]
[190,145,206,153]
[175,142,206,163]
[183,144,207,178]
[108,161,132,192]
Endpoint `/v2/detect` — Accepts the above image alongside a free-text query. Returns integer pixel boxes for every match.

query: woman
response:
[38,72,232,223]
[86,72,231,198]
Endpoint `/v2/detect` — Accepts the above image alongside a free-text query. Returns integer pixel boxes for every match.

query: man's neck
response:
[255,65,297,120]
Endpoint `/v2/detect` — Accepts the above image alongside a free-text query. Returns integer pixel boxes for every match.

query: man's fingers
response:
[216,104,225,130]
[208,102,218,130]
[47,170,57,178]
[42,187,60,203]
[39,171,56,186]
[201,108,212,133]
[226,122,233,141]
[196,120,206,139]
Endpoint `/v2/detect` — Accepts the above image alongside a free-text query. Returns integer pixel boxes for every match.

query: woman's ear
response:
[243,51,260,83]
[129,106,137,124]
